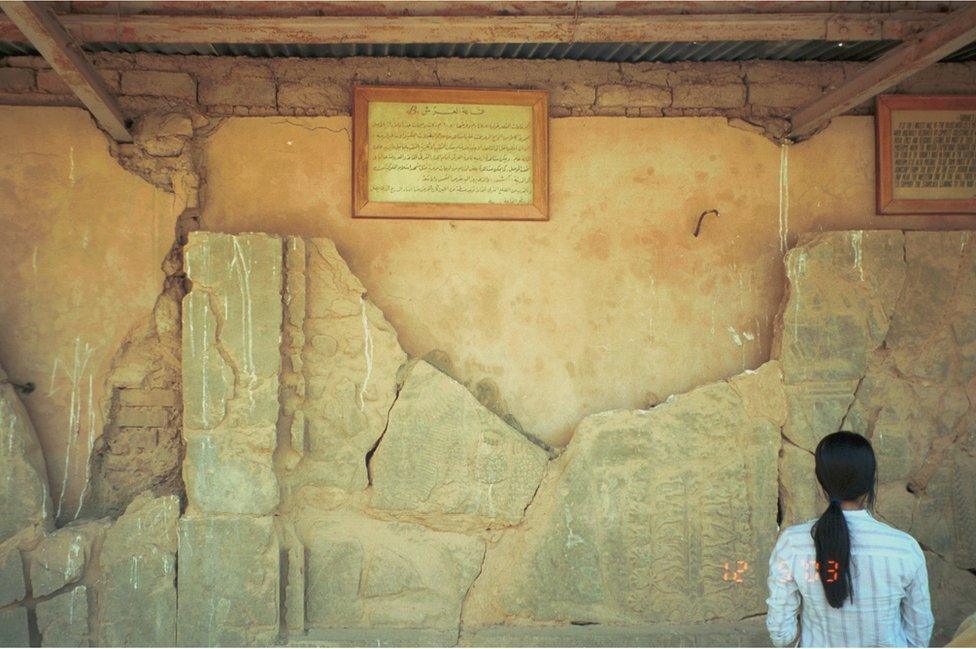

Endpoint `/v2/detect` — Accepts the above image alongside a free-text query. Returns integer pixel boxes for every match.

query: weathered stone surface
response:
[926,551,976,646]
[0,543,25,607]
[177,515,279,646]
[300,509,484,635]
[0,607,30,648]
[0,362,53,543]
[778,230,976,591]
[282,238,407,494]
[37,586,89,647]
[182,232,282,515]
[464,362,783,626]
[886,232,969,381]
[94,493,178,647]
[370,361,548,525]
[779,442,820,527]
[777,231,905,385]
[30,521,108,598]
[458,619,770,647]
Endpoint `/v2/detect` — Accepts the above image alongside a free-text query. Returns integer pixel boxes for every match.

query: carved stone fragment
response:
[370,361,548,525]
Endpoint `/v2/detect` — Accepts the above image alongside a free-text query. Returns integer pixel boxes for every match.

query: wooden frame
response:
[353,85,549,221]
[876,94,976,215]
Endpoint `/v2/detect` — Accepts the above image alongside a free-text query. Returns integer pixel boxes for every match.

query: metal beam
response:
[789,4,976,140]
[0,1,131,142]
[0,11,944,45]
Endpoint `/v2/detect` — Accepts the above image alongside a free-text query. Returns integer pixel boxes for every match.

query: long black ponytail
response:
[811,431,877,609]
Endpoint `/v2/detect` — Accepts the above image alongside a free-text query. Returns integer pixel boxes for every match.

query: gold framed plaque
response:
[876,94,976,215]
[353,85,549,220]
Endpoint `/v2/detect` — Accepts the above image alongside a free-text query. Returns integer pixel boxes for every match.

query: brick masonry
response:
[1,53,975,125]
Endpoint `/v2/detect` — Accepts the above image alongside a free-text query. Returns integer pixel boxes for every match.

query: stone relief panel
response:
[463,362,783,627]
[3,229,975,647]
[776,231,976,645]
[296,509,484,643]
[182,232,282,516]
[369,360,549,526]
[277,236,407,498]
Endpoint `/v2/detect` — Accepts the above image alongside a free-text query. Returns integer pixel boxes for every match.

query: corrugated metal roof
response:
[2,39,975,62]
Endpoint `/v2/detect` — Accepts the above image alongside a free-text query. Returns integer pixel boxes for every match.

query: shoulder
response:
[859,515,925,556]
[773,520,816,553]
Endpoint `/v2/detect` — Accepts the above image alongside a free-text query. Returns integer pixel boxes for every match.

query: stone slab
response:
[300,509,484,634]
[182,232,282,515]
[30,522,108,598]
[0,608,30,648]
[0,362,53,543]
[95,493,179,647]
[464,362,783,626]
[370,361,548,525]
[177,515,279,647]
[37,586,88,647]
[0,544,25,607]
[284,237,407,493]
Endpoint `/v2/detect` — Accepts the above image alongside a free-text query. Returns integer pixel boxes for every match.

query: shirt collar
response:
[842,508,872,518]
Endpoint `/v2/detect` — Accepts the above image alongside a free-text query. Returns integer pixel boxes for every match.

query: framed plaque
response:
[353,85,549,220]
[876,94,976,215]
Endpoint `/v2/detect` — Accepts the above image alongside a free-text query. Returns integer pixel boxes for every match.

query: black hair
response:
[811,431,877,609]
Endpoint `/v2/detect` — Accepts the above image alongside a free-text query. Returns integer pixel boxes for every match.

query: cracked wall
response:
[203,115,976,452]
[168,229,973,647]
[2,228,975,646]
[0,106,181,525]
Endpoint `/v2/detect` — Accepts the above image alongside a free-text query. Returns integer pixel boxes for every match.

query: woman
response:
[766,431,934,647]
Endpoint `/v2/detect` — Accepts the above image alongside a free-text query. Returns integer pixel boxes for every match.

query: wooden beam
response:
[0,11,945,45]
[0,1,131,142]
[789,4,976,140]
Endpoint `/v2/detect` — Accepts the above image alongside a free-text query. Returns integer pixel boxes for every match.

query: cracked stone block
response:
[0,362,53,543]
[464,362,782,626]
[282,237,407,493]
[177,515,279,647]
[781,380,858,452]
[94,493,178,647]
[370,361,549,525]
[30,521,109,598]
[37,586,89,647]
[779,443,820,527]
[887,232,970,381]
[0,607,30,647]
[182,232,282,515]
[302,509,484,634]
[777,231,905,385]
[0,543,25,607]
[775,230,976,639]
[183,433,278,515]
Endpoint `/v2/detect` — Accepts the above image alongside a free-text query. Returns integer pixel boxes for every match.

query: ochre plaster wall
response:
[0,106,178,517]
[202,115,975,446]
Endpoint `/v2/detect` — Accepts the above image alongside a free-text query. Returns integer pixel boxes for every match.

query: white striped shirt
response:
[766,509,934,647]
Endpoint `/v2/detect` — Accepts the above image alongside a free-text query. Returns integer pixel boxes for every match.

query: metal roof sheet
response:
[1,38,974,62]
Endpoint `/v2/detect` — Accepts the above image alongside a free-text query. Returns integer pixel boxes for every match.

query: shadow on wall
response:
[0,229,974,647]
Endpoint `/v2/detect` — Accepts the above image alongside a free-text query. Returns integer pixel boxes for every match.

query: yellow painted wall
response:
[202,115,974,447]
[2,107,973,514]
[0,107,177,518]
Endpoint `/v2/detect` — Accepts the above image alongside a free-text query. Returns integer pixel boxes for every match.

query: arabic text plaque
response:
[876,94,976,214]
[353,86,549,220]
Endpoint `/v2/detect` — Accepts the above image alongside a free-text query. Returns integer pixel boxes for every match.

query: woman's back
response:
[767,509,933,647]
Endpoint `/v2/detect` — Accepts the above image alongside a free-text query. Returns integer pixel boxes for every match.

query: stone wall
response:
[1,229,974,646]
[2,54,976,138]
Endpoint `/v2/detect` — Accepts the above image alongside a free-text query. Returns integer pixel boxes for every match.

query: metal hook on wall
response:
[0,378,36,395]
[692,209,720,237]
